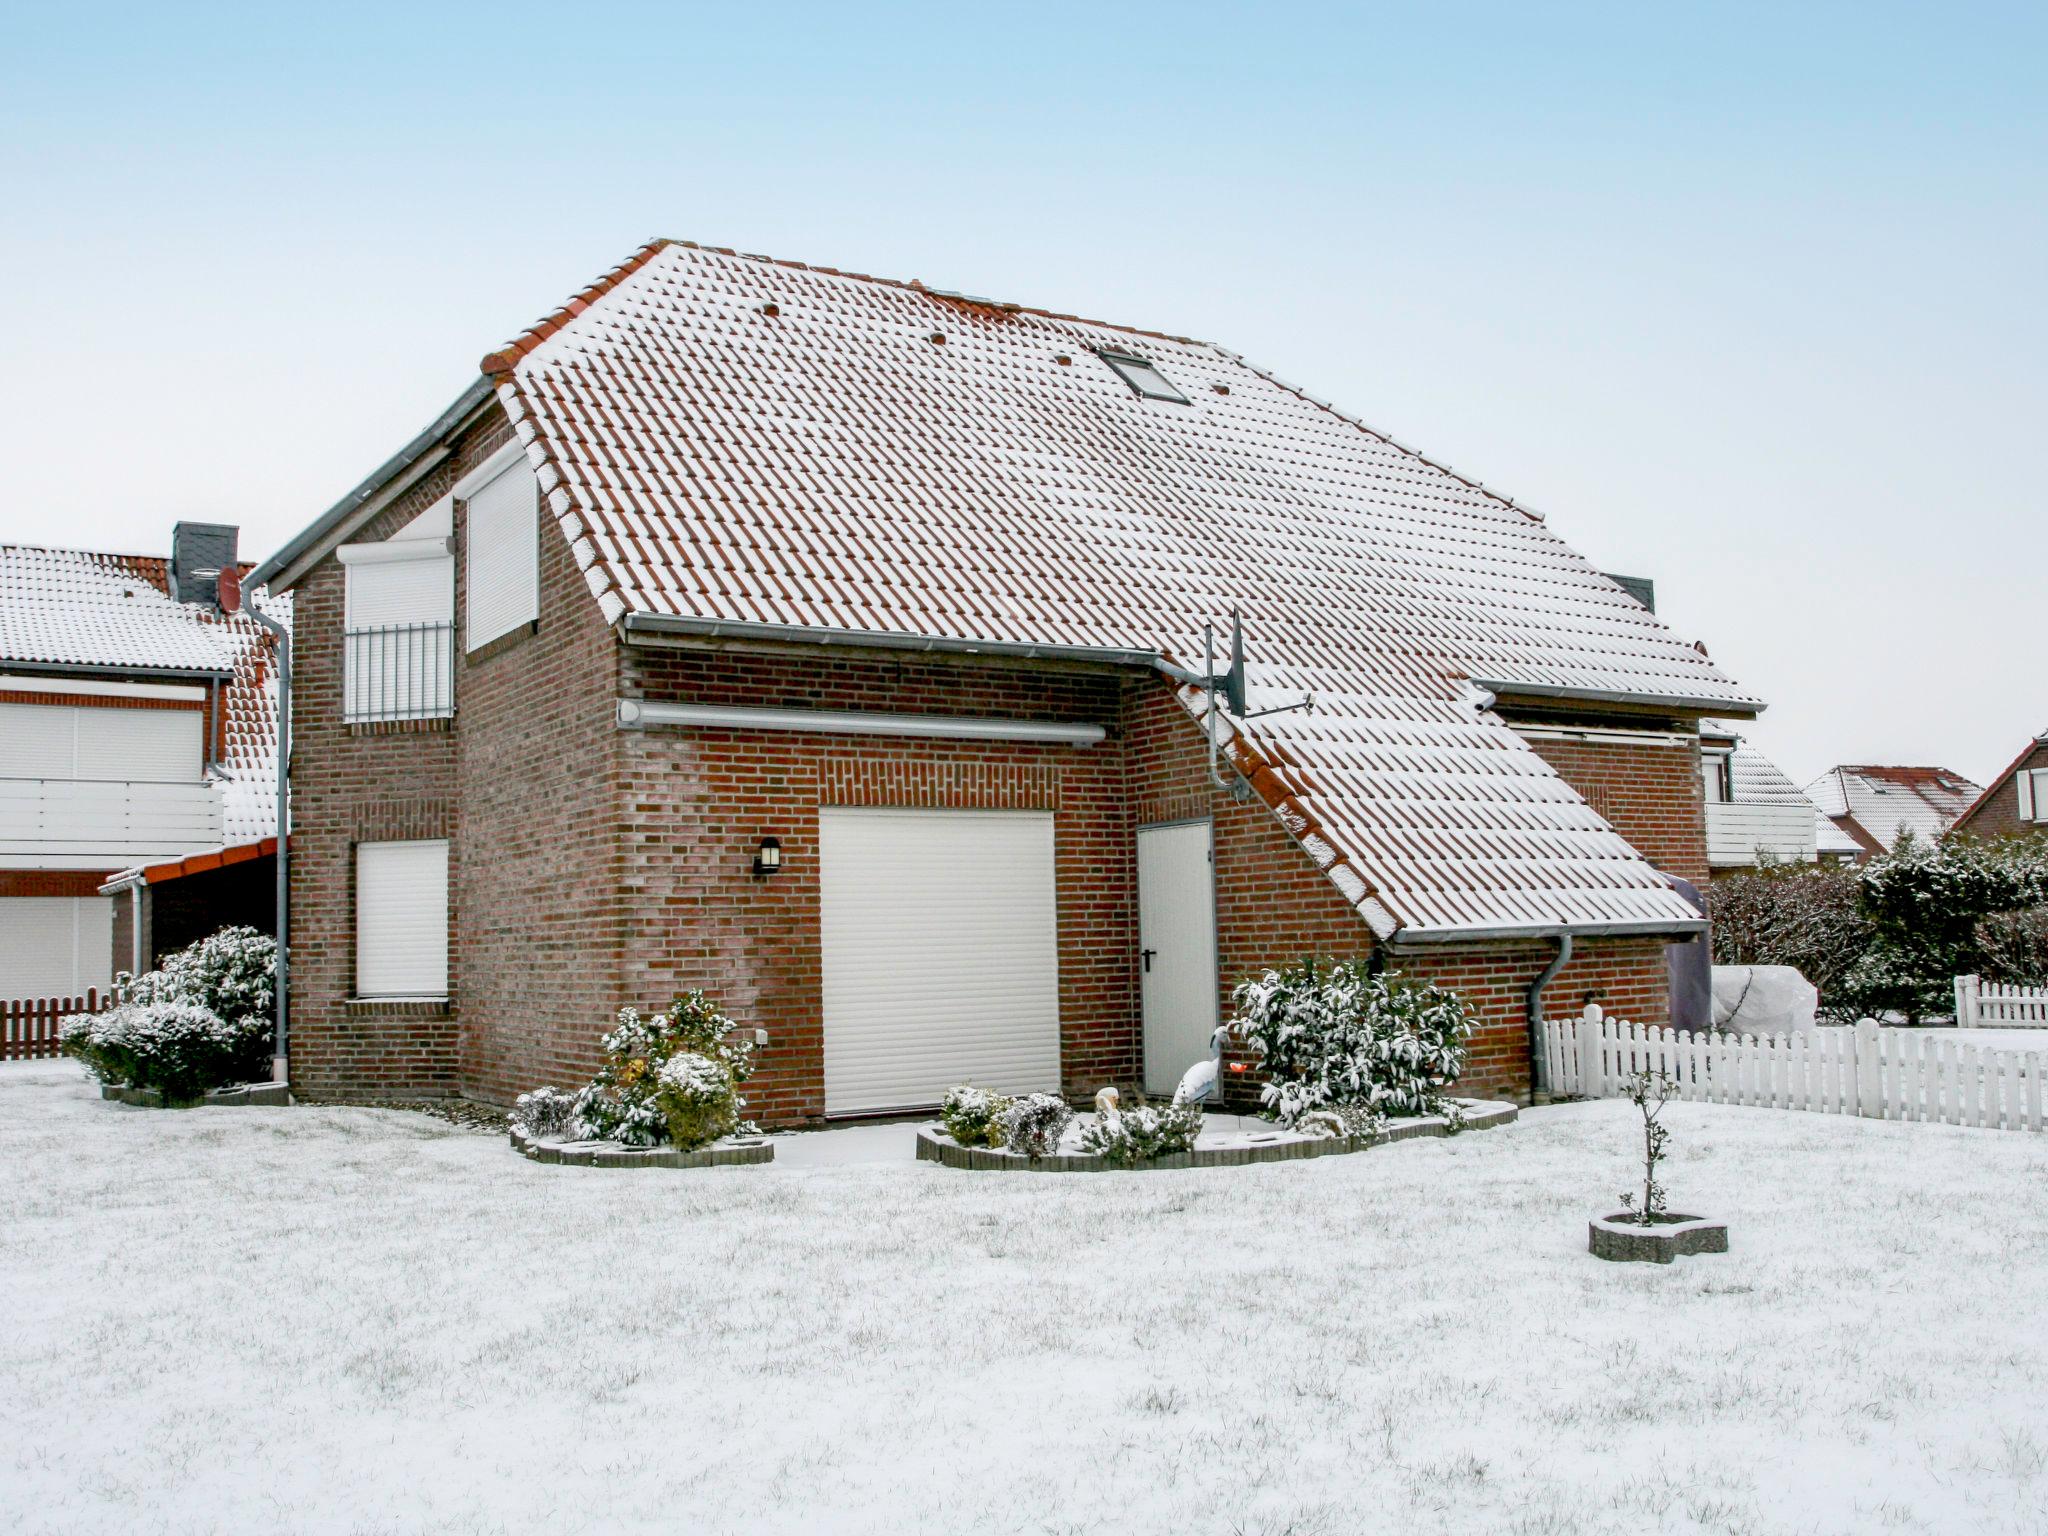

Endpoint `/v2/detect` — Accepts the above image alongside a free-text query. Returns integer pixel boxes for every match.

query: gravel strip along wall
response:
[917,1099,1516,1172]
[509,1126,775,1169]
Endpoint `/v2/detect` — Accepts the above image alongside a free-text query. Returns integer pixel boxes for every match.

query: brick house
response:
[249,238,1762,1120]
[0,528,283,1013]
[1804,764,1984,859]
[1950,730,2048,840]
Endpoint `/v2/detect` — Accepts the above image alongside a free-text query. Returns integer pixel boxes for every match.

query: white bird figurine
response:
[1173,1025,1229,1107]
[1093,1085,1122,1133]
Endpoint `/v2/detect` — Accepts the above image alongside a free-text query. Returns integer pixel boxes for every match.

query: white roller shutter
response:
[346,553,454,628]
[355,840,449,998]
[819,808,1060,1114]
[0,896,112,999]
[463,454,539,651]
[0,703,201,782]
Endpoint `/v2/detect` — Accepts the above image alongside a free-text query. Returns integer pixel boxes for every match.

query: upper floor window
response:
[0,699,203,783]
[340,499,454,724]
[456,445,540,652]
[1700,751,1733,804]
[2021,767,2048,823]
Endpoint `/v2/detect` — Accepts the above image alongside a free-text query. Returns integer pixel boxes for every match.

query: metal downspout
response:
[251,605,291,1081]
[1527,933,1573,1101]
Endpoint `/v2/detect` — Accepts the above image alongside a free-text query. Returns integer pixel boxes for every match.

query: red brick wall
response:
[1953,742,2048,840]
[1522,733,1709,888]
[612,646,1135,1123]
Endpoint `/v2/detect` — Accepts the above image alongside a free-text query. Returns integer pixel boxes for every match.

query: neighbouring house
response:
[1696,724,1856,869]
[247,238,1762,1120]
[1804,764,1984,859]
[1949,729,2048,840]
[0,529,285,1015]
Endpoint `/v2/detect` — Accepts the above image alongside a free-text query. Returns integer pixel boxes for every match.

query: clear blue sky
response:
[2,1,2041,787]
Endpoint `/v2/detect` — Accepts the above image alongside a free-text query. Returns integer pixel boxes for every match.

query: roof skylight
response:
[1098,350,1189,404]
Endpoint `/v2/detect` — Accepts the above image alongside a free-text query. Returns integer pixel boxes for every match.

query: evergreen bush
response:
[998,1093,1072,1158]
[1076,1099,1204,1164]
[571,993,755,1147]
[939,1085,1015,1147]
[60,926,276,1101]
[1229,960,1472,1122]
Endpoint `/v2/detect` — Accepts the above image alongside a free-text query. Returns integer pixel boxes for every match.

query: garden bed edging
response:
[916,1098,1516,1172]
[101,1082,290,1109]
[1588,1212,1729,1263]
[509,1125,774,1169]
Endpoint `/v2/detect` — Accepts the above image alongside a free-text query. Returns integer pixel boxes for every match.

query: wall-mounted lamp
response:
[752,836,783,878]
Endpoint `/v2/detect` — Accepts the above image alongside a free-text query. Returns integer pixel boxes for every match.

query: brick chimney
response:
[170,522,239,610]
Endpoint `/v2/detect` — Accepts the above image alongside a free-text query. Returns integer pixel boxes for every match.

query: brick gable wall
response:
[1521,733,1709,888]
[1954,742,2048,840]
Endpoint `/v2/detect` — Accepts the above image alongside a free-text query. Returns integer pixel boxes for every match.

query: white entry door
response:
[819,807,1061,1115]
[1138,820,1219,1096]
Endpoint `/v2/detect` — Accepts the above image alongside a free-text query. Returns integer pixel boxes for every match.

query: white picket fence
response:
[1543,1007,2045,1134]
[1954,974,2048,1028]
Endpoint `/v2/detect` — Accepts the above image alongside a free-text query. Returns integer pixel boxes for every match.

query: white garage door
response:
[820,807,1061,1115]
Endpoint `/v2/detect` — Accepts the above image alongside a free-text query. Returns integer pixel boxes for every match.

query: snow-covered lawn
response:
[6,1062,2048,1536]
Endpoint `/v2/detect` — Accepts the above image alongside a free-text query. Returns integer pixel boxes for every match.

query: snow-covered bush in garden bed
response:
[1231,960,1472,1123]
[1076,1099,1203,1165]
[568,993,755,1150]
[62,1002,271,1104]
[999,1093,1072,1157]
[939,1086,1014,1148]
[511,1087,578,1140]
[61,926,276,1102]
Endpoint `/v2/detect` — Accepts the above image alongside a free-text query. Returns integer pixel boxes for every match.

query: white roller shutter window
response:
[464,458,539,651]
[0,896,113,999]
[346,554,454,628]
[355,840,449,998]
[344,555,455,720]
[0,702,202,782]
[819,808,1061,1113]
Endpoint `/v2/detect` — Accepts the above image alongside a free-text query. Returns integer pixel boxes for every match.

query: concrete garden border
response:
[916,1098,1516,1172]
[101,1082,290,1109]
[1588,1212,1728,1263]
[509,1125,774,1169]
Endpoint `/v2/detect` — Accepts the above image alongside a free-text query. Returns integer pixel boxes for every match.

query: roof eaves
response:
[1386,916,1709,947]
[1470,677,1765,718]
[248,376,496,593]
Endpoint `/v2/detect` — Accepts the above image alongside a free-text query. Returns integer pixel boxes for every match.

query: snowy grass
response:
[5,1059,2048,1535]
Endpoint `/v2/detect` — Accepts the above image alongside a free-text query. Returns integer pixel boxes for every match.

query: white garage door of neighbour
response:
[819,808,1061,1115]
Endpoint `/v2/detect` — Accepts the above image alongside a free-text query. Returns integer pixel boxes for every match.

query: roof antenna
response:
[1203,608,1313,799]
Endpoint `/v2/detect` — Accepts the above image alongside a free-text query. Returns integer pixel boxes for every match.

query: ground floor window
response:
[0,895,112,1000]
[354,839,449,999]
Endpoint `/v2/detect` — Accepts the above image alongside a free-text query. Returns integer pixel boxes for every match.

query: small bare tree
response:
[1617,1068,1676,1224]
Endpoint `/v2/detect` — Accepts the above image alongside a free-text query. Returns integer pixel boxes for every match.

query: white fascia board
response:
[451,441,529,501]
[0,674,206,702]
[337,537,456,566]
[617,698,1105,746]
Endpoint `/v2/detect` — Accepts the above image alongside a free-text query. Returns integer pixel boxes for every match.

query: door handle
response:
[1141,948,1158,973]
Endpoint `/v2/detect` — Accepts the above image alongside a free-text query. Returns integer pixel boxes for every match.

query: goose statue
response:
[1093,1085,1122,1134]
[1173,1025,1230,1107]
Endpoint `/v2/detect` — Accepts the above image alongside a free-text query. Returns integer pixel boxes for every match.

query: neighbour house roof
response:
[281,238,1766,941]
[0,543,288,845]
[1702,720,1860,860]
[1804,764,1983,854]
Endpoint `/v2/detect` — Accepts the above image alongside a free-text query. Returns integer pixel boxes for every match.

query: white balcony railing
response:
[345,622,455,724]
[1706,800,1818,867]
[0,777,222,868]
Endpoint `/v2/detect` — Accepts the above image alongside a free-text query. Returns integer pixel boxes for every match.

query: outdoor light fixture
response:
[752,836,783,878]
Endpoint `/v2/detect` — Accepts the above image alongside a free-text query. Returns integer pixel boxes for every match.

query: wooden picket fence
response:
[1544,1006,2045,1134]
[1954,974,2048,1028]
[2,989,100,1061]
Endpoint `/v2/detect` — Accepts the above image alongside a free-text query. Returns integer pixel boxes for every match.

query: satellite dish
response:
[216,566,243,615]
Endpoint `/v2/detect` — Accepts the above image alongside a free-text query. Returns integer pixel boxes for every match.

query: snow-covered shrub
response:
[1979,905,2048,988]
[1077,1099,1203,1165]
[571,993,755,1147]
[1230,960,1472,1122]
[999,1093,1072,1158]
[1296,1103,1387,1142]
[654,1050,740,1151]
[939,1086,1015,1148]
[511,1087,578,1140]
[61,925,277,1099]
[61,1001,269,1103]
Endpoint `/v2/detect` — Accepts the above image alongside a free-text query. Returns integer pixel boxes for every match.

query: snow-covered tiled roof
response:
[0,543,288,846]
[1805,764,1982,853]
[479,239,1760,939]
